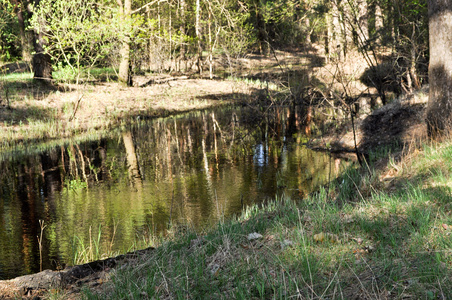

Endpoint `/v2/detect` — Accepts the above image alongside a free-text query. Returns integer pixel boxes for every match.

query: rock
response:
[209,264,221,276]
[280,239,294,250]
[247,232,263,241]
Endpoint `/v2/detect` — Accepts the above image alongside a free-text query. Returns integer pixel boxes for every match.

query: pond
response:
[0,105,349,280]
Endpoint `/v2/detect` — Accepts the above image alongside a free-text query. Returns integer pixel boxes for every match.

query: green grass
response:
[52,67,119,83]
[0,66,117,83]
[0,71,33,81]
[79,141,452,299]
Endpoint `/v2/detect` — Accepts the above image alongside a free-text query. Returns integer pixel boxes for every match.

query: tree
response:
[30,0,119,84]
[30,0,53,83]
[14,0,33,61]
[118,0,132,85]
[425,0,452,137]
[0,0,21,61]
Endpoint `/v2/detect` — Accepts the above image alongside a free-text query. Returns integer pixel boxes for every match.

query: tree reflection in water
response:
[0,105,348,279]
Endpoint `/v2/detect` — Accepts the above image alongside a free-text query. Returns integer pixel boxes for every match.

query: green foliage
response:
[53,61,77,82]
[0,1,20,61]
[30,0,121,83]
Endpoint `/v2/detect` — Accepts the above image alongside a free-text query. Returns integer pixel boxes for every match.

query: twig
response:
[37,220,47,272]
[350,108,363,166]
[69,94,84,121]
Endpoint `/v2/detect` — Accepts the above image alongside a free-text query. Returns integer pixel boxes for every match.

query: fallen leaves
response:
[313,232,340,243]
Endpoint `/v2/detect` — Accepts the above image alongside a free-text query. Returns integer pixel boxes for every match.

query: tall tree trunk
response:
[196,0,202,74]
[356,0,368,44]
[118,0,132,86]
[31,0,52,84]
[15,0,33,61]
[169,2,173,72]
[305,17,312,45]
[426,0,452,137]
[331,0,344,60]
[375,2,383,39]
[179,0,186,71]
[325,11,332,58]
[367,0,383,42]
[208,2,213,79]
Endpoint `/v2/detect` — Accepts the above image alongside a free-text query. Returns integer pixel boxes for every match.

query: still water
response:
[0,105,348,279]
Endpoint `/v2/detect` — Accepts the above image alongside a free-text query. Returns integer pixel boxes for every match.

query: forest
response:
[4,0,452,299]
[1,0,428,89]
[0,0,437,147]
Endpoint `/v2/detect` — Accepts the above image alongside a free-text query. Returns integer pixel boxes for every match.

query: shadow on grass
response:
[224,48,326,92]
[0,105,59,125]
[319,148,452,298]
[0,71,63,125]
[0,61,31,74]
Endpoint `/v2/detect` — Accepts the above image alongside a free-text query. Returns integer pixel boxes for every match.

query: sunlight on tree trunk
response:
[179,0,186,71]
[426,0,452,137]
[15,0,32,61]
[196,0,202,74]
[118,0,132,86]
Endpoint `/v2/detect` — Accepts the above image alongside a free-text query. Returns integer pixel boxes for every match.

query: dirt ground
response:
[316,85,429,155]
[0,46,371,147]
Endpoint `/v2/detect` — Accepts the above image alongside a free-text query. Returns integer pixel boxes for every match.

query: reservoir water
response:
[0,105,348,279]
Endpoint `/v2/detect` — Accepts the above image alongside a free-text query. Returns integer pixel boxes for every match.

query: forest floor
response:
[0,48,441,299]
[0,44,367,153]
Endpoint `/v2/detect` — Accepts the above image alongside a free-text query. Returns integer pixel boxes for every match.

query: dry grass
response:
[0,77,258,149]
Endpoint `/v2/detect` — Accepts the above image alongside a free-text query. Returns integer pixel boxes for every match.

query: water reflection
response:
[0,105,348,279]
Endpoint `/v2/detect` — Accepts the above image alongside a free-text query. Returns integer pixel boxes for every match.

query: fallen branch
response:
[138,76,188,87]
[69,94,84,121]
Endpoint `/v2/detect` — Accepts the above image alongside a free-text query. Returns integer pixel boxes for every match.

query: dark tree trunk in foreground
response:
[32,53,52,83]
[15,0,33,61]
[31,0,53,84]
[426,0,452,137]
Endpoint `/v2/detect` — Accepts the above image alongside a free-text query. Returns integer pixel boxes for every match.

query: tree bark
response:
[331,0,344,60]
[179,0,186,71]
[30,0,53,84]
[208,2,213,79]
[118,0,132,86]
[15,0,33,61]
[356,0,368,44]
[426,0,452,137]
[196,0,202,74]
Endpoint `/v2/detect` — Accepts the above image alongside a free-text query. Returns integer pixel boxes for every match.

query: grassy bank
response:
[0,68,259,155]
[76,139,452,299]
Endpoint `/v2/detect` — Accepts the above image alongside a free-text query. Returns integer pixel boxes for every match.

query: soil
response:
[309,85,429,159]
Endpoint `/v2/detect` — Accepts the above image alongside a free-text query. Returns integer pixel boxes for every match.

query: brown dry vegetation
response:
[0,76,254,144]
[0,46,410,150]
